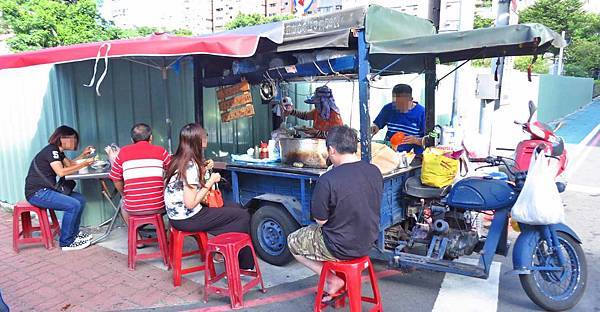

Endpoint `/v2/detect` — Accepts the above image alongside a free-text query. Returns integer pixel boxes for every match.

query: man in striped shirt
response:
[370,84,426,154]
[109,123,171,230]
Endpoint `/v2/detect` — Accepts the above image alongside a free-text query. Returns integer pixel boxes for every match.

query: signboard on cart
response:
[217,80,255,122]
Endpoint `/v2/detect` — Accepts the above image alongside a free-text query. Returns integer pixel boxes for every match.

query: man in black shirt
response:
[287,125,383,302]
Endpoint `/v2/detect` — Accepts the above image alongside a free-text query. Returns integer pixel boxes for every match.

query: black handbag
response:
[33,161,76,195]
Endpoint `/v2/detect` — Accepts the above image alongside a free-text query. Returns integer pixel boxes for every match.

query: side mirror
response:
[527,100,537,122]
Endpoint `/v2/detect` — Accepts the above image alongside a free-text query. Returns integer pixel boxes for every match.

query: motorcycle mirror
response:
[527,101,537,122]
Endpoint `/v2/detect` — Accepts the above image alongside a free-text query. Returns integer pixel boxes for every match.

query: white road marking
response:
[97,226,314,288]
[432,258,502,312]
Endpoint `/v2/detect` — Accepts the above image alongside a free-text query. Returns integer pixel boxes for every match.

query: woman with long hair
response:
[164,123,254,269]
[25,125,95,251]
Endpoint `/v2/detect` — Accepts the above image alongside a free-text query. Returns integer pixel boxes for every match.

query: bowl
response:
[90,160,109,170]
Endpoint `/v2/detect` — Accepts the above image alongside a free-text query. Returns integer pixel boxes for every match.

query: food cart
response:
[0,4,565,267]
[192,7,565,265]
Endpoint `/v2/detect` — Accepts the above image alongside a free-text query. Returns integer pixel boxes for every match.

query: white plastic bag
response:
[511,152,565,225]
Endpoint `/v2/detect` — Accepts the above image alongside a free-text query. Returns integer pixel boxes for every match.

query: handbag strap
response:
[459,157,469,177]
[32,160,59,190]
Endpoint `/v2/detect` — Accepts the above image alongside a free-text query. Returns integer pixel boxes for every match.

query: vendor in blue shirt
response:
[370,84,426,154]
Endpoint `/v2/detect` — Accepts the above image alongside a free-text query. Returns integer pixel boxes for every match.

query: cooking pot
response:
[278,138,328,168]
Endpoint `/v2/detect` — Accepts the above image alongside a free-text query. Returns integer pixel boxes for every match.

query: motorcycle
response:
[393,103,587,311]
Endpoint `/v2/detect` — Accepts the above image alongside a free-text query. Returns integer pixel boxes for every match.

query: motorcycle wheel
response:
[519,232,587,311]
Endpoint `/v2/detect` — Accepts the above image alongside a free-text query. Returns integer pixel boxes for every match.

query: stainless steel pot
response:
[278,138,328,168]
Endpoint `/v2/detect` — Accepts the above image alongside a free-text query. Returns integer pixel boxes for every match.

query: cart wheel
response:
[251,204,300,266]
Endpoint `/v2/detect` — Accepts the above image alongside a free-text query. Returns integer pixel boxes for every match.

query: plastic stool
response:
[314,256,382,312]
[204,233,265,310]
[127,213,169,270]
[169,227,208,286]
[13,201,60,252]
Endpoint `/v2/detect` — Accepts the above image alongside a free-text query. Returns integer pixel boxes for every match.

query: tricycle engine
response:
[392,204,481,260]
[429,210,480,259]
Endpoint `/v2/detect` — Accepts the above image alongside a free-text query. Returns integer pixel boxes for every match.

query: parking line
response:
[431,259,502,312]
[189,269,402,312]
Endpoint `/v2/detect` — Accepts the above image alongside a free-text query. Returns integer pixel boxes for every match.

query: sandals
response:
[321,290,348,306]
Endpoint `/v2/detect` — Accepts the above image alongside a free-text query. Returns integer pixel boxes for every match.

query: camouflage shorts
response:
[287,224,339,262]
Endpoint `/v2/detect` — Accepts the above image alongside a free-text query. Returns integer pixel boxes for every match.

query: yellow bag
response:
[420,147,459,188]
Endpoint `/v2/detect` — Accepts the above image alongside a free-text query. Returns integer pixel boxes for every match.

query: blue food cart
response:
[194,6,565,266]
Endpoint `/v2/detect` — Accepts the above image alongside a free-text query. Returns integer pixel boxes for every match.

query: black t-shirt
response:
[311,160,383,260]
[24,144,65,199]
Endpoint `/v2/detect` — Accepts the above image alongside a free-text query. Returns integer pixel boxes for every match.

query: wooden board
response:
[220,104,255,122]
[216,80,250,100]
[218,91,252,112]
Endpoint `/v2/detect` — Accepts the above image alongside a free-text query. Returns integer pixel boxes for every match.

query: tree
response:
[0,0,117,51]
[519,0,600,78]
[225,13,294,30]
[0,0,193,52]
[474,13,494,29]
[563,38,600,77]
[513,56,550,74]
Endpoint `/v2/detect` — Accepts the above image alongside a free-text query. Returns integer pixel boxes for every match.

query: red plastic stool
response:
[13,201,61,252]
[204,233,265,310]
[127,213,169,270]
[314,256,382,312]
[169,227,208,286]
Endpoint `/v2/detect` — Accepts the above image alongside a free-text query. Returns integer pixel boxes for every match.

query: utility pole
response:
[425,0,441,134]
[450,0,475,127]
[491,0,510,110]
[557,31,566,75]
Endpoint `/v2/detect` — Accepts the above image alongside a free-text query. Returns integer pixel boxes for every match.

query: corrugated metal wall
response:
[0,57,310,225]
[0,58,197,225]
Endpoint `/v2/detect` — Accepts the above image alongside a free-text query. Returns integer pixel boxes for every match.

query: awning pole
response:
[162,57,173,154]
[357,29,371,162]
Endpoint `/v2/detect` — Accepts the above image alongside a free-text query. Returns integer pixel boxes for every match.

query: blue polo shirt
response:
[373,102,426,154]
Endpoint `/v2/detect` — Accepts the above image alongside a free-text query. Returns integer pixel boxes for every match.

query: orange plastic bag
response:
[390,132,405,151]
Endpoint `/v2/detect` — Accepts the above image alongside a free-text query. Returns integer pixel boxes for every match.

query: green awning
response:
[370,23,566,62]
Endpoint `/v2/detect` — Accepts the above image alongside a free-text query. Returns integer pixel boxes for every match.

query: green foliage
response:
[476,0,492,8]
[471,58,491,68]
[225,13,294,30]
[0,0,193,52]
[518,0,600,78]
[564,38,600,77]
[116,26,193,39]
[513,56,549,74]
[0,0,116,51]
[474,13,494,29]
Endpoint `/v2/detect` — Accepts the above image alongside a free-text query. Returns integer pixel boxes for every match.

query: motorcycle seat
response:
[404,176,451,199]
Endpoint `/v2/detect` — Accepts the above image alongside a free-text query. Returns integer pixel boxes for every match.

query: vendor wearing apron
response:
[370,84,426,154]
[283,85,343,139]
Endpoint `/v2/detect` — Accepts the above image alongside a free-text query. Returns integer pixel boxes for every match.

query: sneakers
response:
[61,239,91,251]
[76,231,93,242]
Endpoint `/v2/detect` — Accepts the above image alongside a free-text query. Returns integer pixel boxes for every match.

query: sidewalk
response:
[0,210,203,311]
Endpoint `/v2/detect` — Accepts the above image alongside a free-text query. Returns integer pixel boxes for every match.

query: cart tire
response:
[251,204,300,266]
[519,232,587,311]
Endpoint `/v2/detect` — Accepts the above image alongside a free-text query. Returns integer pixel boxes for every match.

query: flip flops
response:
[320,289,348,307]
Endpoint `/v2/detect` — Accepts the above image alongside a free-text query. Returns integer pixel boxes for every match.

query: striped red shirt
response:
[109,141,171,213]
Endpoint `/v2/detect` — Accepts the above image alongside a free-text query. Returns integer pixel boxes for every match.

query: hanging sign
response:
[217,79,255,122]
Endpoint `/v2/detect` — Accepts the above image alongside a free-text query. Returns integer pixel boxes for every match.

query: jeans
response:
[0,289,8,312]
[27,188,86,247]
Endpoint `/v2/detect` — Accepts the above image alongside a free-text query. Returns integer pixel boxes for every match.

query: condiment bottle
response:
[259,142,269,159]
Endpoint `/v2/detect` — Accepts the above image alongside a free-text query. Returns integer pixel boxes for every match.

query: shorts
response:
[287,224,339,262]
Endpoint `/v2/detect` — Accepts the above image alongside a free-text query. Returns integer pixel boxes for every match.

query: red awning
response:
[0,33,261,70]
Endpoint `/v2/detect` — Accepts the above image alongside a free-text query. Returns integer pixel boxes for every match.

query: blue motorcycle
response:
[397,155,587,311]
